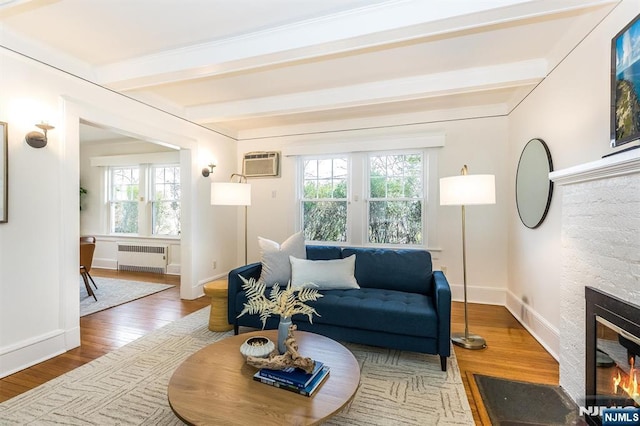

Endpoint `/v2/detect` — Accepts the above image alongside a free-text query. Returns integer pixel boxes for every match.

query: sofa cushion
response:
[258,232,306,287]
[290,255,360,290]
[306,245,343,260]
[342,248,433,294]
[307,288,438,338]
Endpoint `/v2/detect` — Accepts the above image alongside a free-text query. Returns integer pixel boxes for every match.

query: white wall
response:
[507,0,639,359]
[237,116,510,305]
[0,47,238,377]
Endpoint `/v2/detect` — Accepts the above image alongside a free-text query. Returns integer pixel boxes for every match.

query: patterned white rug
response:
[0,308,473,425]
[80,277,174,317]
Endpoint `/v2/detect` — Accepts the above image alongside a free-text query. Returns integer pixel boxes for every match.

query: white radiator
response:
[117,243,168,274]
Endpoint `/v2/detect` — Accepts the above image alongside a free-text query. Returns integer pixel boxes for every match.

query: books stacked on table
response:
[253,360,330,397]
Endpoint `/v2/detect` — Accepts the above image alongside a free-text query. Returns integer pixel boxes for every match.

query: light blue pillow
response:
[290,255,360,290]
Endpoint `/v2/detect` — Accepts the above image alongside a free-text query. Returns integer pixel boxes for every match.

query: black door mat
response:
[473,374,587,425]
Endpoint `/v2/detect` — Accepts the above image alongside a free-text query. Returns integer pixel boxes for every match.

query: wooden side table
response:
[203,280,233,332]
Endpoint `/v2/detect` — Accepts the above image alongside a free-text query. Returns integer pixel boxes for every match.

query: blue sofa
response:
[227,246,452,371]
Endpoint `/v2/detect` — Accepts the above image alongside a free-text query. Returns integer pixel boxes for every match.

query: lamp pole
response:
[244,205,248,265]
[440,164,493,350]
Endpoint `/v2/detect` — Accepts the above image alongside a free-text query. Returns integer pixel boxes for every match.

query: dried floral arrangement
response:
[237,276,323,327]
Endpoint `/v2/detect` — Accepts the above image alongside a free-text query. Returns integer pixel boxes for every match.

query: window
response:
[301,157,348,242]
[151,165,181,236]
[108,167,139,234]
[107,164,180,236]
[368,153,423,244]
[299,150,431,247]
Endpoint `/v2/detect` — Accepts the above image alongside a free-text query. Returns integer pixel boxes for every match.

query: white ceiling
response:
[0,0,621,139]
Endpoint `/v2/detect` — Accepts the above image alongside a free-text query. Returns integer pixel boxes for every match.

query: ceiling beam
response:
[95,0,611,92]
[186,59,547,123]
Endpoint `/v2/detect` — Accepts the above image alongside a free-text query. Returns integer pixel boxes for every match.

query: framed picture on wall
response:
[0,121,6,223]
[611,13,640,148]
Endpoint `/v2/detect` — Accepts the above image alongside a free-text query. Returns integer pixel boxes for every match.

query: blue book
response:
[253,366,330,397]
[258,361,324,388]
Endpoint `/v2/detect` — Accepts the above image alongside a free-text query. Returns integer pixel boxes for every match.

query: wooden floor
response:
[452,303,559,424]
[0,269,559,425]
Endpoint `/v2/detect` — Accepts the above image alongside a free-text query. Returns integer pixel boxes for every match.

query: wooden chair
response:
[79,237,98,290]
[80,242,97,301]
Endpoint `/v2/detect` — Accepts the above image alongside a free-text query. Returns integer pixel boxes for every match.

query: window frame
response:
[297,148,439,249]
[107,165,141,235]
[149,164,181,236]
[365,150,425,246]
[298,155,350,244]
[106,162,181,237]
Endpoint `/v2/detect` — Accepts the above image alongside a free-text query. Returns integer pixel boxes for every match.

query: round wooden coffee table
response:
[167,330,360,425]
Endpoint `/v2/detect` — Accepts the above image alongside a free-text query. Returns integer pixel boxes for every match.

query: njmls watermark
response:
[579,406,640,425]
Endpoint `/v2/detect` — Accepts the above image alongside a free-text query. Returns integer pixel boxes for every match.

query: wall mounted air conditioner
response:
[243,151,280,178]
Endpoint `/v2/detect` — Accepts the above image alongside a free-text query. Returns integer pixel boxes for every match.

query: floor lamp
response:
[440,165,495,350]
[211,174,252,265]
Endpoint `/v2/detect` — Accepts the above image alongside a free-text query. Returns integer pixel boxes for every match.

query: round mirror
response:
[516,138,553,229]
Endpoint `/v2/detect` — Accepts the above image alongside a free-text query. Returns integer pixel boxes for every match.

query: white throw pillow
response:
[290,255,360,290]
[257,232,306,287]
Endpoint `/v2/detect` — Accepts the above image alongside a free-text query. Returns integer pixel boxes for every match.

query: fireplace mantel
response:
[550,147,640,185]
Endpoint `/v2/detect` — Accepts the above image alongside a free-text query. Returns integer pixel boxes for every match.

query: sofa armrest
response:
[432,270,452,357]
[227,262,261,325]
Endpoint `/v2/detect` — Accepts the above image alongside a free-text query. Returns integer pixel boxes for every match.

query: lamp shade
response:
[211,182,251,206]
[440,174,495,206]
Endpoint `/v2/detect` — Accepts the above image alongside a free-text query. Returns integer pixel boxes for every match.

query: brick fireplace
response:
[550,148,640,405]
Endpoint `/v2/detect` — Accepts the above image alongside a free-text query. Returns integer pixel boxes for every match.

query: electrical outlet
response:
[213,260,217,270]
[441,265,447,275]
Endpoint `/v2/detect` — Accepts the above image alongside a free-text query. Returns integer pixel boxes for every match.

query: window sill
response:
[91,234,181,242]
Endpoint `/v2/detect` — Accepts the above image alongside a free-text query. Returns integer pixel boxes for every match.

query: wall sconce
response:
[25,122,55,148]
[201,163,216,177]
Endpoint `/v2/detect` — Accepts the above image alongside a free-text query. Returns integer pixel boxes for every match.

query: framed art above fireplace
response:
[611,13,640,148]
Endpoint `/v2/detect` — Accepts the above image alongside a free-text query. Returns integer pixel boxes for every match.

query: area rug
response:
[472,374,583,425]
[0,307,473,425]
[80,277,174,317]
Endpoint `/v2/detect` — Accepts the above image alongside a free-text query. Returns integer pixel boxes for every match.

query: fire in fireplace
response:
[585,287,640,425]
[612,356,638,402]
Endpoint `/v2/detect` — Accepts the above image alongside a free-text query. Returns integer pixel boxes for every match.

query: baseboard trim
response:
[166,263,181,275]
[93,258,117,270]
[0,330,67,378]
[186,272,229,299]
[505,290,559,361]
[449,283,506,305]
